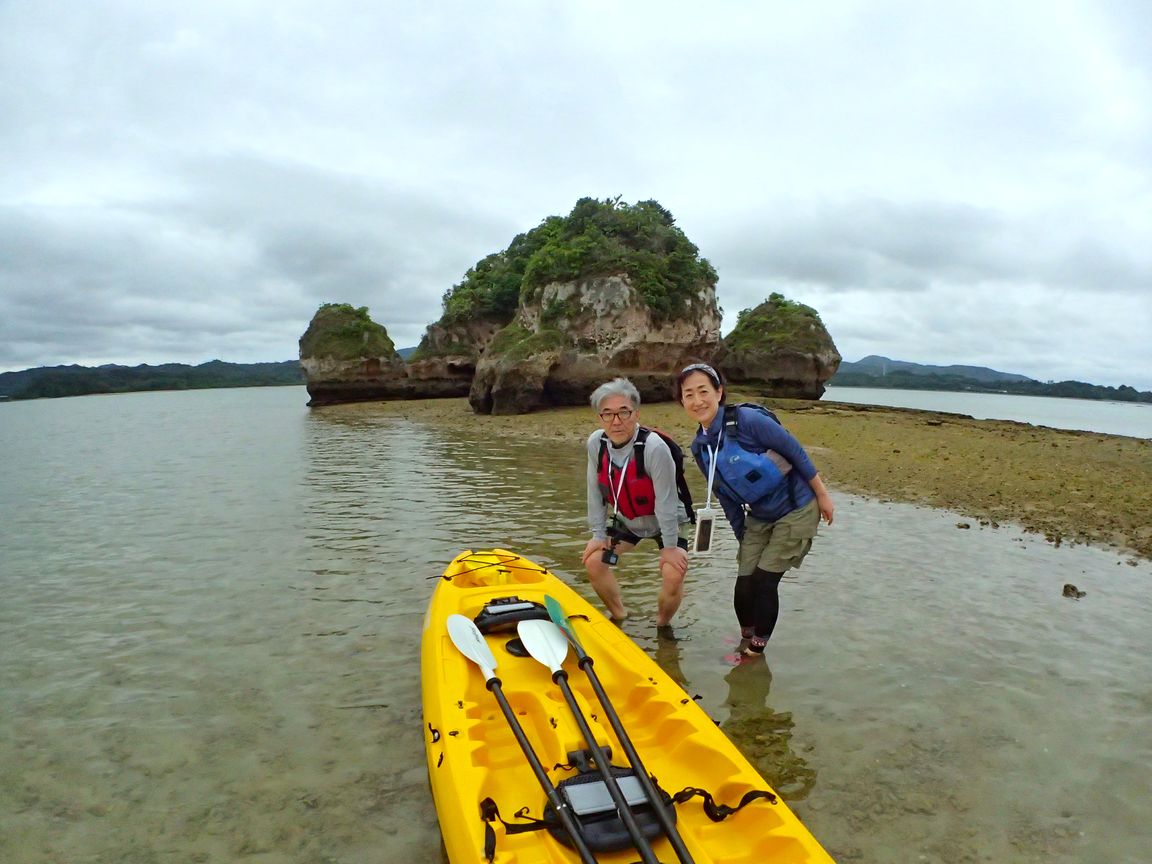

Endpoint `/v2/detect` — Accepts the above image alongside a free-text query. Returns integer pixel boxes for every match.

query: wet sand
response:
[373,394,1152,562]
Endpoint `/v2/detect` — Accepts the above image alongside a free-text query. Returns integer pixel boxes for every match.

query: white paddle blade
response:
[517,619,569,674]
[446,614,497,681]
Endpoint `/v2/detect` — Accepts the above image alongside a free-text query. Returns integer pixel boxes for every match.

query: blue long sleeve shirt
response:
[690,405,818,541]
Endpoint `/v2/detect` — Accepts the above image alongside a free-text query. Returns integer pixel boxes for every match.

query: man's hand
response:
[582,538,609,566]
[659,545,689,576]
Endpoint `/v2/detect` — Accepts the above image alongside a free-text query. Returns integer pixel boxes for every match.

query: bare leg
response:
[584,542,634,620]
[656,559,687,627]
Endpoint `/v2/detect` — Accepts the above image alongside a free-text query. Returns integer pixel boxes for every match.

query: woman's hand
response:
[816,491,835,525]
[809,473,835,525]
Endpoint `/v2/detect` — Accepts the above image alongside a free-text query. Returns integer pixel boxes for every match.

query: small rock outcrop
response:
[719,294,841,399]
[404,244,530,398]
[404,317,507,399]
[299,304,410,406]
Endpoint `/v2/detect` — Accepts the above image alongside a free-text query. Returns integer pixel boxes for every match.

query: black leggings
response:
[734,568,785,640]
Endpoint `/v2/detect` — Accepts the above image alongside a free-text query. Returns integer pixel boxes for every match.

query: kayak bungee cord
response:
[432,551,550,581]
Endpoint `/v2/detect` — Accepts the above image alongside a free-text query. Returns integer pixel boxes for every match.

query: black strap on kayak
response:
[669,786,778,821]
[478,781,778,860]
[479,797,550,863]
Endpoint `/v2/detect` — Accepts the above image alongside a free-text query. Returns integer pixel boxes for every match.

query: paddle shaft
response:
[486,678,599,864]
[576,655,695,864]
[553,671,662,864]
[543,598,694,863]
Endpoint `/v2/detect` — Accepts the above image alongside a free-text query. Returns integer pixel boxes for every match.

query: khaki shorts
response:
[737,498,820,576]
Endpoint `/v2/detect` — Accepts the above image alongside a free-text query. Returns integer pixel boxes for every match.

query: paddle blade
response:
[517,619,569,675]
[446,614,497,681]
[544,595,569,631]
[545,595,586,656]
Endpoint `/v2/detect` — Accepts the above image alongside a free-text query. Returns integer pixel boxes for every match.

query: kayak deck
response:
[422,549,834,863]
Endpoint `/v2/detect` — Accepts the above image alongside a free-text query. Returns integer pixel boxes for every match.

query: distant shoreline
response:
[828,376,1151,403]
[0,360,303,400]
[4,355,1150,404]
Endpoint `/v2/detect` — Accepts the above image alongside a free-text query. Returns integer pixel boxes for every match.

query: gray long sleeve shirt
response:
[585,426,689,548]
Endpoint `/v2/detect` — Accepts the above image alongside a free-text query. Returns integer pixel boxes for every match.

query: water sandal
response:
[742,636,767,655]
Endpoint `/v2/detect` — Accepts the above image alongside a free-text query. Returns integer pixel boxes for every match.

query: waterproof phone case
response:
[693,506,716,554]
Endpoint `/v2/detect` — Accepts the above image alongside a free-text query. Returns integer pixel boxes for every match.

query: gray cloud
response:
[708,198,1152,294]
[1,0,1150,388]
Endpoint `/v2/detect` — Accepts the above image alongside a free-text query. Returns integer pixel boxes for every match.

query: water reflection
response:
[721,660,817,802]
[651,628,690,688]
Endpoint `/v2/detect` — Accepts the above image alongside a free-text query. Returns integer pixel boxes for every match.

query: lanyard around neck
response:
[608,453,631,513]
[703,426,723,508]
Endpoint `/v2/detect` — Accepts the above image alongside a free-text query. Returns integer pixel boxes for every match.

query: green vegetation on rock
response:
[726,293,833,354]
[440,197,717,326]
[299,303,395,360]
[486,321,568,362]
[440,225,555,324]
[408,338,475,361]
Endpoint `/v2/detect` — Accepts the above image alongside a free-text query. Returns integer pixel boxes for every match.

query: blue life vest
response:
[708,437,788,505]
[697,404,796,511]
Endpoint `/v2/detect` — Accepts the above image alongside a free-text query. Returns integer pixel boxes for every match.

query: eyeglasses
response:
[598,408,634,422]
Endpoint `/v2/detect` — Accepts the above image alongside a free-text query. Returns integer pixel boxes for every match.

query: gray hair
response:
[590,377,641,410]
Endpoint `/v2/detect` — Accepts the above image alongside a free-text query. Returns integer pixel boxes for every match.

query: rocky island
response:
[298,197,841,411]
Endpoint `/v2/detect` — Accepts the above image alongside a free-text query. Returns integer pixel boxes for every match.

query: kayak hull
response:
[422,548,834,863]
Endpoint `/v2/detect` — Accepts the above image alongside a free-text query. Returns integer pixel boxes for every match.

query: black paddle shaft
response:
[486,678,599,864]
[553,671,662,864]
[576,655,696,864]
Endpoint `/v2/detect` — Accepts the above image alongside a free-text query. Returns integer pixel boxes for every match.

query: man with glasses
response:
[583,377,691,627]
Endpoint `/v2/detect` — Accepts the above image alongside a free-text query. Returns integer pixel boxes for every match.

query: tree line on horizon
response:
[828,370,1152,403]
[3,358,1149,404]
[0,361,304,400]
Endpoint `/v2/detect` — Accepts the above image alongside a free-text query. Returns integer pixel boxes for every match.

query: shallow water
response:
[1,388,1149,863]
[824,385,1152,439]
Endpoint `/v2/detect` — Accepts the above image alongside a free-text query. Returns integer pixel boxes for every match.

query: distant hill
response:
[838,355,1034,383]
[830,356,1151,404]
[397,346,417,359]
[0,360,304,400]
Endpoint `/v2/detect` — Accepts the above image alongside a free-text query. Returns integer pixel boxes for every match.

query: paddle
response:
[517,619,662,864]
[445,614,599,864]
[544,596,696,864]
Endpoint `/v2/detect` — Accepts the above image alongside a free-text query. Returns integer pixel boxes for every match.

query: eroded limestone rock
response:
[469,274,721,414]
[719,294,841,399]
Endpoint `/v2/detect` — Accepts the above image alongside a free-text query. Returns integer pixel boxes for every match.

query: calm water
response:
[824,386,1152,439]
[1,387,1149,864]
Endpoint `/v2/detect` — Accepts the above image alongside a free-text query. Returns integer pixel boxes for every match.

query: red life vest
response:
[596,429,659,519]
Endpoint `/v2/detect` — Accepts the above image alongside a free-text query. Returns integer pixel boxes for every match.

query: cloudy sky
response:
[2,0,1150,388]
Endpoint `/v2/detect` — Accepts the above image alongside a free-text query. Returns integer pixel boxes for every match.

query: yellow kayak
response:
[422,548,835,864]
